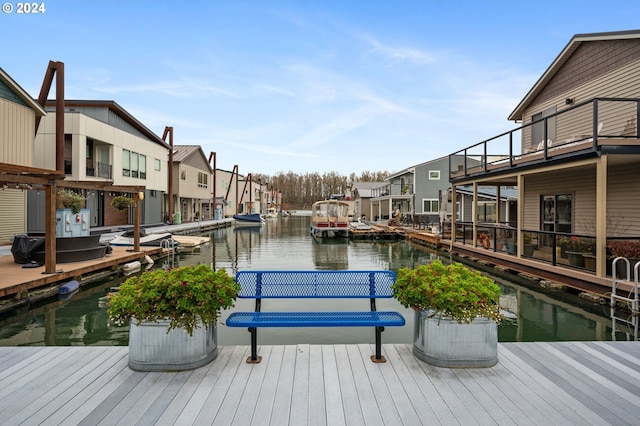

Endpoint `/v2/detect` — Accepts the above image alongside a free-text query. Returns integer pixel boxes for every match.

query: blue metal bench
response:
[226,270,406,363]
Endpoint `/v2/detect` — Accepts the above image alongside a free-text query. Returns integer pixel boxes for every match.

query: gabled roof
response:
[173,145,213,173]
[352,181,385,198]
[508,29,640,121]
[44,99,168,148]
[0,67,46,115]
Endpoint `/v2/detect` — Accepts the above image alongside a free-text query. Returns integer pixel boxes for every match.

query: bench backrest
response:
[235,270,396,298]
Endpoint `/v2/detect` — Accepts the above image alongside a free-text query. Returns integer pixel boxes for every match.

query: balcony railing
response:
[371,183,414,198]
[86,162,112,179]
[449,98,640,181]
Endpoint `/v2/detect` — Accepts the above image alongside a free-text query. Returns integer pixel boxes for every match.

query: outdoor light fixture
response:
[138,191,144,200]
[565,98,574,105]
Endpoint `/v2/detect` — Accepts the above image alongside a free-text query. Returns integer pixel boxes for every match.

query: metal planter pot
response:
[128,319,218,371]
[413,310,498,368]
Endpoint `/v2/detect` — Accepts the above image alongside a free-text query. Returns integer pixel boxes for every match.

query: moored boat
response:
[233,213,265,225]
[310,199,350,239]
[109,229,180,248]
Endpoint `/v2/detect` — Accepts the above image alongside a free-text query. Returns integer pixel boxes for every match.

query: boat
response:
[109,229,181,248]
[309,199,350,239]
[264,207,278,218]
[233,213,265,225]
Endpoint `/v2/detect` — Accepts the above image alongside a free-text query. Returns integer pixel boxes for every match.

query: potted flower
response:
[57,189,85,214]
[111,195,133,211]
[108,264,240,371]
[607,240,640,279]
[522,233,536,257]
[392,260,503,367]
[564,236,593,267]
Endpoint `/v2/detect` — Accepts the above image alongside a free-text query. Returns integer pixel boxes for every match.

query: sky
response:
[2,1,639,177]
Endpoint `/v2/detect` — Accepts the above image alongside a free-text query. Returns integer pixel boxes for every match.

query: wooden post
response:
[44,182,57,273]
[133,191,141,252]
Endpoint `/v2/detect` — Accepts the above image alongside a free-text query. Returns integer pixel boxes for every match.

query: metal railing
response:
[449,98,640,181]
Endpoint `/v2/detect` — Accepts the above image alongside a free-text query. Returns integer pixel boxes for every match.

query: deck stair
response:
[610,257,640,340]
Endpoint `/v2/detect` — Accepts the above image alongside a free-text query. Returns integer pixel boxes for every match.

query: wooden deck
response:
[0,246,161,298]
[1,342,639,425]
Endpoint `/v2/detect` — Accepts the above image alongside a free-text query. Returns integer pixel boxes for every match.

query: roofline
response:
[508,29,640,121]
[172,145,213,172]
[387,154,450,180]
[45,99,168,148]
[0,67,46,115]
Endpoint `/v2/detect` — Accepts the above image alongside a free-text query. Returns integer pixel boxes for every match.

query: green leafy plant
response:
[57,189,85,214]
[108,264,240,335]
[392,260,503,324]
[111,195,133,211]
[563,236,592,252]
[607,240,640,259]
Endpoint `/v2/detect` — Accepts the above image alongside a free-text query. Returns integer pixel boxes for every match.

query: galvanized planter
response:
[413,309,498,368]
[128,319,218,371]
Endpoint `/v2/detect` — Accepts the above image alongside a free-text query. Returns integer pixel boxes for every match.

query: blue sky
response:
[2,1,639,176]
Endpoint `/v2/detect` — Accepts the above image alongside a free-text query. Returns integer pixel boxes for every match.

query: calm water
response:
[0,216,628,346]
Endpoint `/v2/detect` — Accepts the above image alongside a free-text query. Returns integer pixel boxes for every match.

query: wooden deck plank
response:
[1,343,640,425]
[383,344,441,425]
[321,345,346,426]
[358,344,405,426]
[191,345,248,424]
[334,344,365,425]
[6,347,122,425]
[496,344,600,425]
[174,345,238,425]
[345,345,384,426]
[248,345,281,426]
[393,343,455,425]
[289,344,311,426]
[507,342,633,425]
[307,345,327,426]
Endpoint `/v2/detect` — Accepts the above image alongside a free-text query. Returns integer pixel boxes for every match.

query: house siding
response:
[607,161,640,237]
[0,190,26,242]
[523,166,596,234]
[0,100,35,167]
[522,44,640,150]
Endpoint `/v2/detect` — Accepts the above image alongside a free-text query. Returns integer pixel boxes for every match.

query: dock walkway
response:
[1,342,639,425]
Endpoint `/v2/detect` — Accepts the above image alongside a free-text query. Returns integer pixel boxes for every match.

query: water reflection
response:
[0,215,632,346]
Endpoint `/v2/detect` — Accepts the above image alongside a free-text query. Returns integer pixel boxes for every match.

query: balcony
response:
[449,98,640,182]
[86,162,112,179]
[371,183,414,198]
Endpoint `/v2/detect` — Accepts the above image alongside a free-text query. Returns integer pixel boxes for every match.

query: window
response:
[531,106,557,150]
[122,149,130,177]
[131,152,139,178]
[139,154,146,179]
[198,172,208,188]
[180,167,186,180]
[423,199,439,213]
[428,170,440,180]
[154,158,161,171]
[477,202,496,222]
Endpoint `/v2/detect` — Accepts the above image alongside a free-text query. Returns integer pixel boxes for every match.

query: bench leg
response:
[246,327,262,364]
[371,326,386,363]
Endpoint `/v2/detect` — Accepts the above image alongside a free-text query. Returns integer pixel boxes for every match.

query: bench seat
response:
[226,270,405,363]
[226,311,406,327]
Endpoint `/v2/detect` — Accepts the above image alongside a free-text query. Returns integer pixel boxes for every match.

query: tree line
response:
[254,171,390,209]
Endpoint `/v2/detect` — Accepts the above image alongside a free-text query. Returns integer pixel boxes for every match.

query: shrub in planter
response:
[108,264,240,335]
[393,260,504,367]
[111,195,133,211]
[57,189,85,214]
[108,264,240,371]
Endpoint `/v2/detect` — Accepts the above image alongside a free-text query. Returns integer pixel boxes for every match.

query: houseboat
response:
[309,199,350,239]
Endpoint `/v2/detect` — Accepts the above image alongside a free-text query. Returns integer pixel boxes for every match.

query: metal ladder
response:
[161,238,176,269]
[610,257,640,341]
